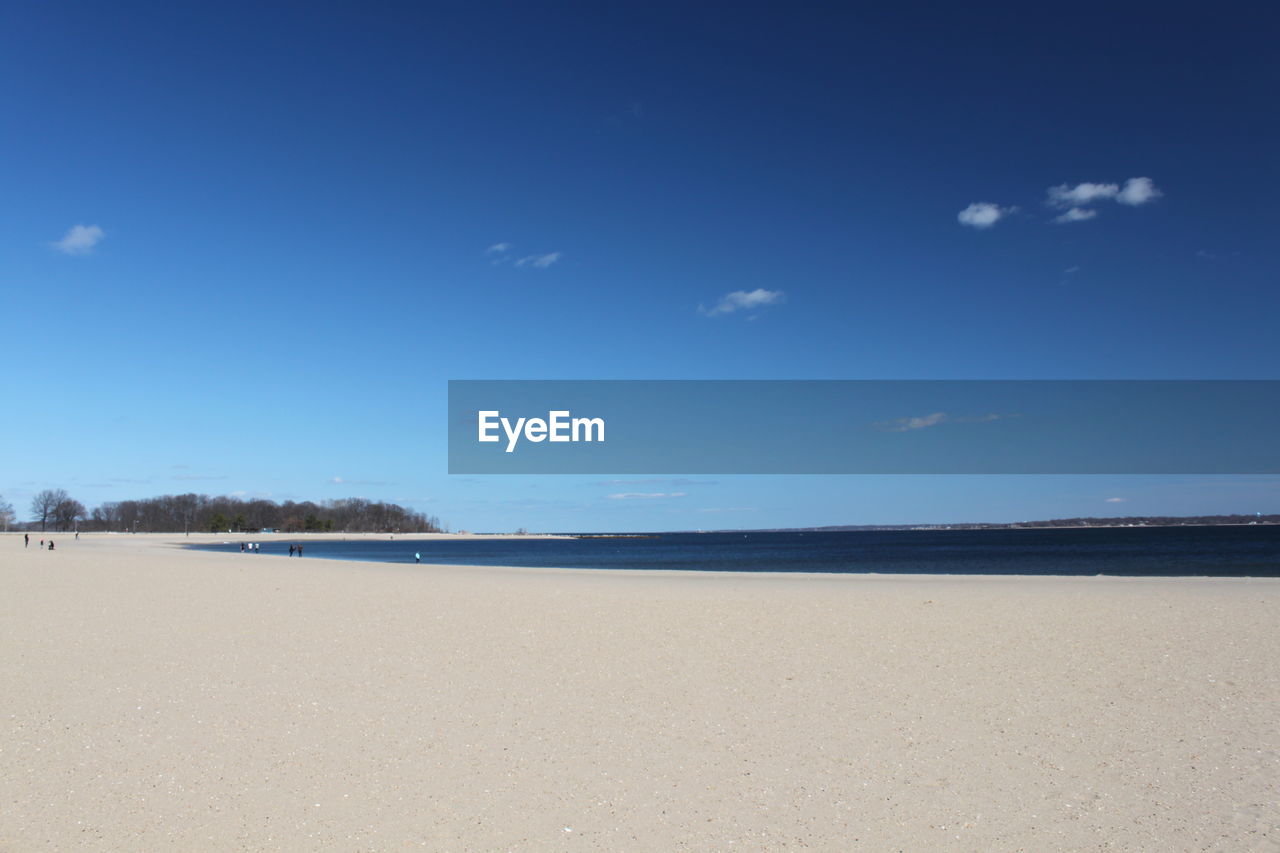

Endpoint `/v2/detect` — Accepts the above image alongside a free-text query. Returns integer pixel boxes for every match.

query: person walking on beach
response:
[297,544,303,557]
[48,540,54,551]
[414,552,421,563]
[24,533,29,548]
[240,542,246,553]
[289,544,295,557]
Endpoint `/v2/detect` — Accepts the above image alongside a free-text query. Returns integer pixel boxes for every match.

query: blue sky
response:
[2,1,1278,531]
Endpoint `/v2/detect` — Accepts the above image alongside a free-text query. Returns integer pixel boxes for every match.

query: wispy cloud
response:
[596,478,717,486]
[876,412,949,432]
[515,252,562,269]
[874,412,1004,432]
[699,288,784,317]
[51,224,105,254]
[1116,176,1161,206]
[330,476,389,486]
[486,242,511,254]
[1046,177,1162,223]
[1105,497,1128,503]
[1054,207,1097,224]
[957,202,1013,229]
[608,492,687,500]
[1048,182,1119,207]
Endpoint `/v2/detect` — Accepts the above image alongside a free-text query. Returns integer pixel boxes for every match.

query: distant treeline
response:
[17,489,445,534]
[798,513,1279,531]
[1008,513,1279,528]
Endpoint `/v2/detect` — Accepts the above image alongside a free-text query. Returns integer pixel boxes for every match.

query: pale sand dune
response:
[1,534,1277,851]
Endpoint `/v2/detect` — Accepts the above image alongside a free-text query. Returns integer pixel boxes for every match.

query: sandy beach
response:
[2,534,1276,851]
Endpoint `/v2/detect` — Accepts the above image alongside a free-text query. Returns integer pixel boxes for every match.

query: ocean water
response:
[190,526,1280,576]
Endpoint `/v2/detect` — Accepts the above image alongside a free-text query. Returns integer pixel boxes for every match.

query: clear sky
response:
[3,1,1278,531]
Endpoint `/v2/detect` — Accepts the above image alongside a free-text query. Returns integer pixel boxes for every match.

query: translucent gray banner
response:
[447,380,1280,474]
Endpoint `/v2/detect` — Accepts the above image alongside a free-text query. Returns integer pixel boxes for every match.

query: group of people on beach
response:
[236,541,305,556]
[24,534,56,551]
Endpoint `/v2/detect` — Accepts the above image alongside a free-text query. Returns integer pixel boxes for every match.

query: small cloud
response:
[1054,207,1098,224]
[515,252,562,268]
[486,242,511,254]
[957,202,1012,229]
[700,288,784,317]
[607,492,687,500]
[875,412,1004,432]
[1116,177,1161,206]
[51,224,105,255]
[1047,182,1119,208]
[1046,177,1161,218]
[596,478,717,486]
[876,412,949,432]
[1105,497,1128,503]
[1064,266,1081,274]
[331,476,345,484]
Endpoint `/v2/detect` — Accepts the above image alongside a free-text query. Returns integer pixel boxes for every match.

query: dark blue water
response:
[190,526,1280,576]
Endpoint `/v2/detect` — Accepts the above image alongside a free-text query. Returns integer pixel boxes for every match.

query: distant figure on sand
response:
[24,534,29,547]
[297,544,303,557]
[48,540,54,551]
[240,542,246,552]
[415,552,421,563]
[289,544,295,557]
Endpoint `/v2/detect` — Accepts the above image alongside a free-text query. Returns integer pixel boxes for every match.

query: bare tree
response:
[30,489,69,532]
[53,498,87,532]
[0,496,14,532]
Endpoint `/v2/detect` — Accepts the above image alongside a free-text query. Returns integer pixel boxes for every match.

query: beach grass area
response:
[2,533,1277,850]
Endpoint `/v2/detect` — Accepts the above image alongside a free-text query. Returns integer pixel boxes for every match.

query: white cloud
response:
[51,224,105,254]
[1054,207,1098,224]
[486,242,511,254]
[331,476,345,484]
[608,492,687,500]
[875,412,1004,432]
[877,412,948,432]
[700,288,784,317]
[1046,177,1161,217]
[1116,176,1161,206]
[515,252,562,268]
[957,202,1011,229]
[1105,497,1127,503]
[1047,182,1119,207]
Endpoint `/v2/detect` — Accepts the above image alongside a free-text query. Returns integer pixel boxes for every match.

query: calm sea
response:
[190,526,1280,577]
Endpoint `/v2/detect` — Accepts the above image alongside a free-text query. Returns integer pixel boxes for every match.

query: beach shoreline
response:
[2,534,1277,850]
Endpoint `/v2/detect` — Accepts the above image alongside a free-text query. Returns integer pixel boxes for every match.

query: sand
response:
[1,533,1277,851]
